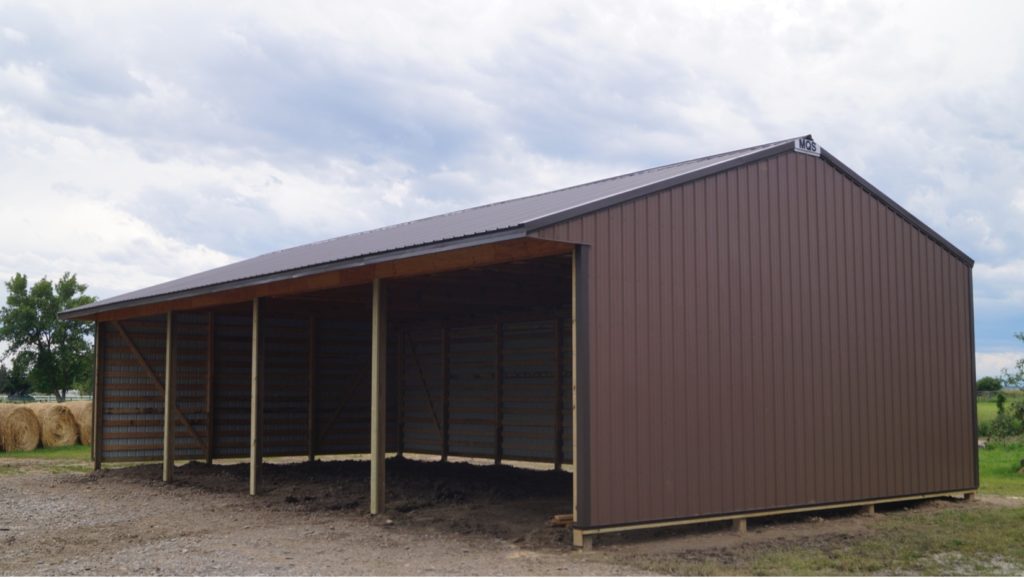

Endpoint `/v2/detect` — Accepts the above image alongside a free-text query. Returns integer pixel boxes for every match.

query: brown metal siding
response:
[535,151,976,528]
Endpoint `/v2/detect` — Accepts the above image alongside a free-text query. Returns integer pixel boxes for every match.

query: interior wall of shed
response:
[94,254,573,467]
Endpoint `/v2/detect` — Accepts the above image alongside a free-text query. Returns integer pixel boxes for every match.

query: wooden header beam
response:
[83,238,574,322]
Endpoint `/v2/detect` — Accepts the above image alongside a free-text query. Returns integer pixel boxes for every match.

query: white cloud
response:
[0,0,1021,356]
[977,351,1023,380]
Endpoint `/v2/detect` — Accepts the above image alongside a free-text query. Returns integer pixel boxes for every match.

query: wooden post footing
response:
[573,530,593,551]
[732,518,748,534]
[861,504,876,515]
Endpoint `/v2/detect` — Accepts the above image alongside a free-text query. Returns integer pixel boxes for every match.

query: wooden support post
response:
[572,530,592,551]
[205,312,214,465]
[396,332,405,458]
[441,326,450,463]
[370,279,388,515]
[249,298,263,496]
[571,250,579,526]
[307,315,317,463]
[964,492,976,501]
[162,312,176,483]
[92,322,103,471]
[494,323,504,465]
[732,518,748,534]
[553,318,564,470]
[861,504,876,515]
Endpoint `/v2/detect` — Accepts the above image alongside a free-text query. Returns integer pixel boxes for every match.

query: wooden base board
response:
[572,490,975,549]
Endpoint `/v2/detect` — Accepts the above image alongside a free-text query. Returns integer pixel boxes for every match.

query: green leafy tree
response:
[0,273,96,401]
[977,375,1002,393]
[0,352,32,396]
[1001,332,1024,390]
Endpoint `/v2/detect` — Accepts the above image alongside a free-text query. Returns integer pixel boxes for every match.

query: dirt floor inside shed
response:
[0,455,1021,576]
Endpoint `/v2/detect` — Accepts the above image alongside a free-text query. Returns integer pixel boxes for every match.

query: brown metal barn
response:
[61,135,978,547]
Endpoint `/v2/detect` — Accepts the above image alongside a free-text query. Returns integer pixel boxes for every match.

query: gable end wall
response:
[534,150,977,528]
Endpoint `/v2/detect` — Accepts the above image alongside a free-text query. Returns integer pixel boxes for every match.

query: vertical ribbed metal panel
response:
[396,317,573,463]
[172,312,210,460]
[535,150,976,529]
[212,313,252,458]
[98,316,166,461]
[262,315,311,457]
[314,317,372,454]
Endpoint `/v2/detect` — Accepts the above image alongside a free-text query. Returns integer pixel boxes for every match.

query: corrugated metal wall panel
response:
[396,317,573,464]
[212,313,252,458]
[99,309,378,463]
[172,312,210,460]
[98,316,166,461]
[263,315,311,457]
[535,150,976,528]
[313,317,372,455]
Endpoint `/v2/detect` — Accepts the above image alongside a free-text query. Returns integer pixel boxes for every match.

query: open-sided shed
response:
[62,135,978,546]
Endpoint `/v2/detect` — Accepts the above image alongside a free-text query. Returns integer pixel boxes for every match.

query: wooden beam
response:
[249,298,262,496]
[572,530,593,551]
[732,518,748,534]
[494,322,503,465]
[92,322,103,470]
[162,312,175,483]
[84,238,574,322]
[571,250,579,526]
[575,491,964,539]
[554,318,564,470]
[396,332,405,458]
[369,279,387,515]
[307,314,317,463]
[441,326,450,463]
[205,312,214,464]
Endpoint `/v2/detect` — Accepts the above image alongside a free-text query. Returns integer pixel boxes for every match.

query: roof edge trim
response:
[819,149,974,267]
[60,227,528,321]
[522,140,797,232]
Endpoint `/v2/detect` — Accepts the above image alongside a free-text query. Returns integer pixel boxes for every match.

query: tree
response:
[0,352,32,396]
[977,375,1002,393]
[0,273,96,401]
[1003,332,1024,390]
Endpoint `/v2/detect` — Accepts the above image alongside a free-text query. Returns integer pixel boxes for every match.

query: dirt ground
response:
[0,456,1015,576]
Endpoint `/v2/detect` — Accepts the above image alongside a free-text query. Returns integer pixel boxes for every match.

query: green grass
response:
[623,506,1024,575]
[978,398,1000,426]
[0,444,91,460]
[978,441,1024,496]
[978,390,1024,428]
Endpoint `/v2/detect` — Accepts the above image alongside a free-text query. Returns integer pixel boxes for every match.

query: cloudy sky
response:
[1,1,1022,377]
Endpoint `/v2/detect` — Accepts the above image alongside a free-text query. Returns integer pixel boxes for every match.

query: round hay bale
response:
[65,401,93,446]
[0,404,41,452]
[29,403,79,448]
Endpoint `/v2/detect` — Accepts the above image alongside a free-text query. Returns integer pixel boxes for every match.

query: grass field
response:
[978,441,1024,496]
[977,390,1024,431]
[0,444,93,475]
[628,505,1024,575]
[0,445,91,460]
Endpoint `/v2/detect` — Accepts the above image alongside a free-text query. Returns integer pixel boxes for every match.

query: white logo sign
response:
[794,137,820,156]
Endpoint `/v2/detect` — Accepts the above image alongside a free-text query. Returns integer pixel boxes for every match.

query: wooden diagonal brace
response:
[113,320,203,445]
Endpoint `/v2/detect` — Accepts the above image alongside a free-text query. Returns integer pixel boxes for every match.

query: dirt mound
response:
[98,457,574,548]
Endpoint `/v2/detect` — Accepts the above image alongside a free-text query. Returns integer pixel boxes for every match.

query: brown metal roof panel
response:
[63,138,797,318]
